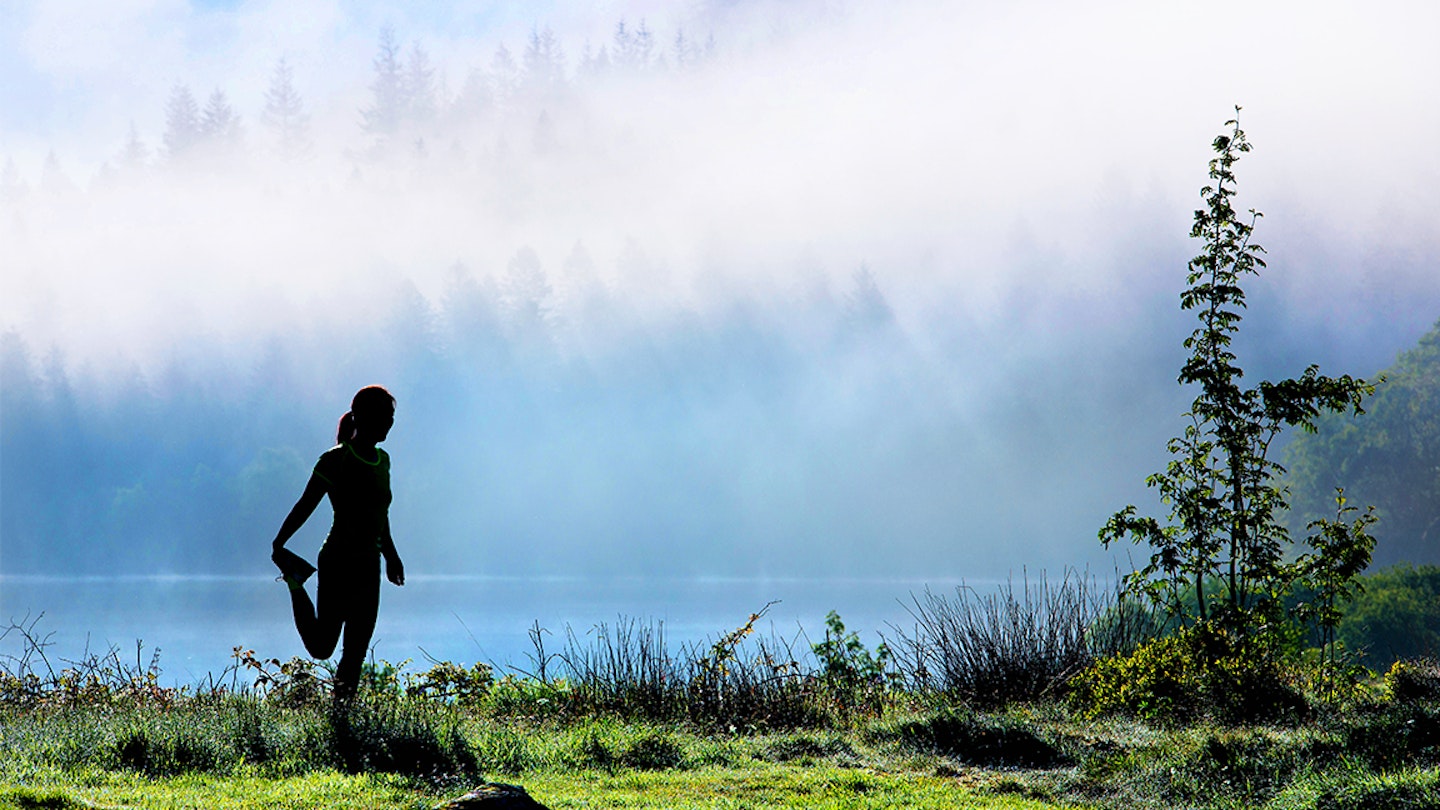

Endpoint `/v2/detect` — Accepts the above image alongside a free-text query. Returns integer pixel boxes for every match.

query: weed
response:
[890,571,1141,709]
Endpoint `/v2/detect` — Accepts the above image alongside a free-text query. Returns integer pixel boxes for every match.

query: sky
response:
[2,0,1439,580]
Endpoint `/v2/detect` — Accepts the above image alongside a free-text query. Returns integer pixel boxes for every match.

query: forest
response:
[4,18,1438,584]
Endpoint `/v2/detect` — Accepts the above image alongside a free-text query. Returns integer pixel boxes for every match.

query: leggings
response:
[288,542,380,700]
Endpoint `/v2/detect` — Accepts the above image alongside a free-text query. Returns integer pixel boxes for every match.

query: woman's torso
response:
[313,442,391,554]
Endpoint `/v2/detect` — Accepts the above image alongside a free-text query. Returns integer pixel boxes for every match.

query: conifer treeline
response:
[1,19,715,189]
[0,257,905,577]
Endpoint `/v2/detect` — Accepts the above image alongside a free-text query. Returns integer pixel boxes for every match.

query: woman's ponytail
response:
[337,411,356,444]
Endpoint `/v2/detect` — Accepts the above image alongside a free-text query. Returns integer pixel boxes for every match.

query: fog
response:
[3,0,1439,581]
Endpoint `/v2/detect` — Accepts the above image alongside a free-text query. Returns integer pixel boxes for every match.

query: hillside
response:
[1285,318,1440,567]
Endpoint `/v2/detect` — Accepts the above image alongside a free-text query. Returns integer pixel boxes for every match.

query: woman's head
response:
[337,385,396,445]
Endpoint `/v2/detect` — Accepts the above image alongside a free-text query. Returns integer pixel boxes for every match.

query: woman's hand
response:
[385,553,405,586]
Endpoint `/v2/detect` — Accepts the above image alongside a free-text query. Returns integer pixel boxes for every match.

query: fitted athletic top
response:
[313,442,391,552]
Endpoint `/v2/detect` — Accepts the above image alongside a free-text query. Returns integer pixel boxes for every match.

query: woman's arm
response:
[380,513,405,586]
[272,474,327,552]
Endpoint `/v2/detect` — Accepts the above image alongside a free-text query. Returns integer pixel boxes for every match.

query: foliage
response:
[1100,109,1374,646]
[14,605,1440,809]
[1286,318,1440,568]
[1384,658,1440,705]
[235,647,328,708]
[325,699,480,785]
[1291,491,1378,684]
[1337,564,1440,669]
[403,659,494,705]
[1069,624,1305,725]
[811,610,895,716]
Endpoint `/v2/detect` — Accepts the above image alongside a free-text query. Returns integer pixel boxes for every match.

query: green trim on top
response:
[342,441,384,466]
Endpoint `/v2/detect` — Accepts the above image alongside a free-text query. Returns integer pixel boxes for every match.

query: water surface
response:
[0,574,977,686]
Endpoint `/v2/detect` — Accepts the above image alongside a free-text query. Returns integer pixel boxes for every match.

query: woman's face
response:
[355,402,395,443]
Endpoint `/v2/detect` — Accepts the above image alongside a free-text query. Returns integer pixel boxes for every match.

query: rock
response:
[434,783,550,810]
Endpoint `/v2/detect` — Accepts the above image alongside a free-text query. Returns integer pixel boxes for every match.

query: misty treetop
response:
[0,255,932,579]
[2,18,716,190]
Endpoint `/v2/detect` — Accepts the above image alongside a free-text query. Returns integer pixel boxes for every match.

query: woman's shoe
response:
[272,548,316,587]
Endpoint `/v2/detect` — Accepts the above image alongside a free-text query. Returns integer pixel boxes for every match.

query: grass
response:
[0,763,1076,810]
[4,589,1439,810]
[0,767,428,809]
[7,699,1439,809]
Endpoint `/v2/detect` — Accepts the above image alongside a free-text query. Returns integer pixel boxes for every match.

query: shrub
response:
[110,721,224,776]
[1069,625,1305,725]
[1336,701,1440,771]
[812,611,894,717]
[406,660,494,704]
[1384,658,1440,705]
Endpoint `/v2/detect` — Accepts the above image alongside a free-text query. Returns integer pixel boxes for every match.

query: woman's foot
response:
[272,548,316,589]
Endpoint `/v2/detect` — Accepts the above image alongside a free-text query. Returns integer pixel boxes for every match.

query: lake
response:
[0,574,982,686]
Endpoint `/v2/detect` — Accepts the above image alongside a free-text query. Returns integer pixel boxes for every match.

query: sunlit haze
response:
[3,0,1439,584]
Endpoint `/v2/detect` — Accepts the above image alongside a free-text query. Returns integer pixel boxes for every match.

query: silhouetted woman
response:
[271,385,405,701]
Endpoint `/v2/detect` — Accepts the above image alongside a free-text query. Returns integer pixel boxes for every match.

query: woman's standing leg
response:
[331,554,382,702]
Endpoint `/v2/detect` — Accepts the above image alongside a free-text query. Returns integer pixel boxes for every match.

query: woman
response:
[271,385,405,701]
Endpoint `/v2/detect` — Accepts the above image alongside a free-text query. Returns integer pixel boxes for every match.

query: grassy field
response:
[3,592,1437,809]
[0,761,1075,809]
[3,696,1438,810]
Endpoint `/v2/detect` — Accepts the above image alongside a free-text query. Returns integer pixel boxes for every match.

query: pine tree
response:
[843,265,895,332]
[200,88,242,148]
[452,65,494,125]
[522,26,565,98]
[118,122,149,171]
[262,57,313,162]
[612,19,654,71]
[361,27,406,144]
[41,151,76,195]
[673,29,694,71]
[490,43,520,110]
[163,83,201,160]
[579,40,610,79]
[404,40,437,127]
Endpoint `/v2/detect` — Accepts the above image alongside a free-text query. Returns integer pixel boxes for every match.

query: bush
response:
[1384,659,1440,705]
[812,611,895,717]
[1336,701,1440,771]
[1069,625,1305,725]
[406,660,494,704]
